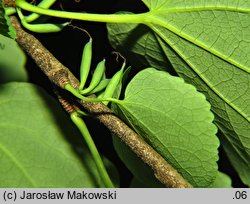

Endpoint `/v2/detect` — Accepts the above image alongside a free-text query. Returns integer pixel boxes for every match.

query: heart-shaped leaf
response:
[108,0,250,186]
[0,82,112,187]
[114,68,219,187]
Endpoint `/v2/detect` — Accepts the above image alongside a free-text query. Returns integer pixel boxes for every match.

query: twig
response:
[3,0,15,7]
[9,15,192,188]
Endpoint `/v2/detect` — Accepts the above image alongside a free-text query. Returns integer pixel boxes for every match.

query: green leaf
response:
[0,1,16,38]
[108,0,250,186]
[209,172,232,188]
[0,34,27,83]
[114,68,219,187]
[108,22,174,73]
[0,82,110,187]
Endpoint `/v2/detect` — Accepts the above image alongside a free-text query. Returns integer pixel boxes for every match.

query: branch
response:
[9,15,192,188]
[3,0,15,7]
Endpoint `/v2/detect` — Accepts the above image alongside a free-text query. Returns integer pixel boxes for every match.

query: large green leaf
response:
[114,68,219,187]
[0,82,111,187]
[0,34,27,83]
[108,0,250,186]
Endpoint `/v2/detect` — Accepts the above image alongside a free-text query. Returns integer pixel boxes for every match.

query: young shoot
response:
[16,8,68,33]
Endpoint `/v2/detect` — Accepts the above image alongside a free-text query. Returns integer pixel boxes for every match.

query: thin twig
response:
[9,15,192,188]
[3,0,15,7]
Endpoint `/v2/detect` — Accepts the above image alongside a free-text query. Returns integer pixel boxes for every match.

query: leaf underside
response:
[115,68,219,187]
[108,0,250,186]
[0,82,103,187]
